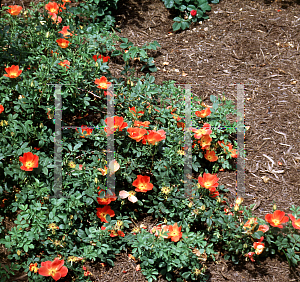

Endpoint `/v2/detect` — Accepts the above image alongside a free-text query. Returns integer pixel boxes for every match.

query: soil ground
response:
[1,0,300,281]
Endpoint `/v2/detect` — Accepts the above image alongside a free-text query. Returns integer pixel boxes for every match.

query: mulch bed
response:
[1,0,300,281]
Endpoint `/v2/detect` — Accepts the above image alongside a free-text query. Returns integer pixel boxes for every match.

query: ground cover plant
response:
[162,0,220,31]
[1,0,300,281]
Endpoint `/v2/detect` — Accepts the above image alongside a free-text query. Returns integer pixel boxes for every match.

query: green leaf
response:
[77,229,86,238]
[57,213,67,223]
[163,0,174,8]
[180,21,190,30]
[172,22,181,31]
[166,273,173,281]
[120,43,129,49]
[173,17,182,22]
[24,244,28,252]
[224,254,230,260]
[85,197,94,205]
[179,5,186,11]
[106,259,114,266]
[187,5,196,10]
[199,3,211,12]
[74,143,82,151]
[28,244,35,249]
[181,272,190,279]
[42,167,48,175]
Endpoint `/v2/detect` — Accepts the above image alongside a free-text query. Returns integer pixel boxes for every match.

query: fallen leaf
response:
[191,248,207,262]
[163,62,169,66]
[261,176,270,183]
[200,102,213,108]
[182,71,188,76]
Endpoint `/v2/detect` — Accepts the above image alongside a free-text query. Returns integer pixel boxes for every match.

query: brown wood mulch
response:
[1,0,300,281]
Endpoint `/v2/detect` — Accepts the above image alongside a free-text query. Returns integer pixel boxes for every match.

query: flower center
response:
[273,219,280,225]
[25,160,35,168]
[139,184,146,190]
[49,269,57,276]
[169,230,178,236]
[99,83,107,89]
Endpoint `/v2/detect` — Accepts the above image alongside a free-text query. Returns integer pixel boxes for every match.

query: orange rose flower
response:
[229,149,238,158]
[199,135,212,150]
[94,76,111,95]
[253,237,265,255]
[143,130,166,145]
[97,193,117,206]
[265,210,289,228]
[134,120,150,128]
[132,175,153,193]
[0,105,4,114]
[48,12,62,24]
[150,224,169,239]
[45,2,59,14]
[38,258,68,280]
[19,152,39,171]
[167,223,182,242]
[127,127,147,142]
[288,214,300,230]
[218,141,238,158]
[198,173,219,189]
[191,123,212,139]
[56,38,70,48]
[4,65,22,78]
[195,107,211,118]
[29,263,39,273]
[58,60,70,69]
[156,129,166,139]
[204,150,218,162]
[93,54,110,63]
[243,217,258,229]
[58,26,73,38]
[104,116,128,135]
[96,206,115,223]
[7,5,22,16]
[243,217,258,234]
[258,225,269,233]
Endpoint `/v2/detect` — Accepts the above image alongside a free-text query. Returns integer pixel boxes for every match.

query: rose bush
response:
[1,1,300,282]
